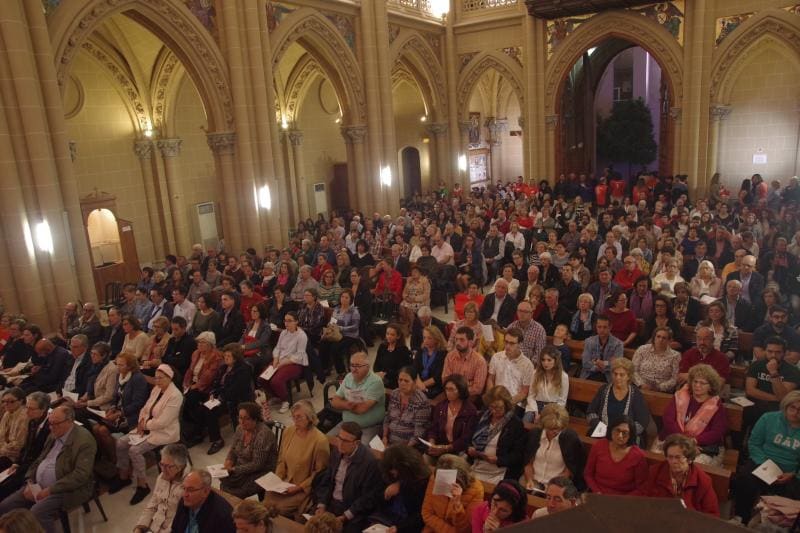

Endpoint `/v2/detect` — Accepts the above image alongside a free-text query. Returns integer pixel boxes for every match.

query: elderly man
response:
[410,306,448,353]
[65,303,103,346]
[442,327,488,398]
[60,334,92,397]
[313,422,384,533]
[538,288,572,336]
[506,300,546,363]
[431,232,455,267]
[389,243,410,278]
[328,352,386,444]
[170,469,234,533]
[186,270,211,303]
[21,339,71,394]
[479,279,516,328]
[588,268,620,315]
[103,307,125,356]
[147,288,174,332]
[579,316,624,382]
[722,279,755,332]
[135,444,189,533]
[290,265,319,303]
[520,265,542,303]
[725,254,764,305]
[753,305,800,363]
[531,477,580,519]
[0,392,51,502]
[0,405,96,533]
[483,224,504,281]
[60,302,79,340]
[678,327,730,384]
[538,252,559,288]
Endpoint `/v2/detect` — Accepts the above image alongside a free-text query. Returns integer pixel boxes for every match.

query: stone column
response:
[134,140,166,257]
[670,107,683,179]
[279,131,299,225]
[458,121,472,185]
[207,132,243,252]
[426,123,449,186]
[373,0,400,213]
[445,13,459,185]
[707,104,732,185]
[156,139,191,255]
[342,125,369,211]
[359,0,385,213]
[545,115,559,179]
[288,130,311,220]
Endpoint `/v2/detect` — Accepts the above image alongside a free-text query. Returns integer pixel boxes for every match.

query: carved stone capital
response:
[710,104,732,122]
[485,117,507,146]
[425,123,448,137]
[517,116,525,130]
[133,140,153,160]
[68,141,77,162]
[458,121,473,135]
[341,125,368,144]
[545,114,559,131]
[288,130,304,147]
[206,132,236,155]
[669,107,682,124]
[157,138,183,158]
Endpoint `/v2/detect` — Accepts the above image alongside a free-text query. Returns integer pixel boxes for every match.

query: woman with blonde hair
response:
[587,357,652,447]
[521,404,584,492]
[141,316,171,376]
[232,499,274,532]
[0,509,44,533]
[413,326,448,399]
[421,454,484,533]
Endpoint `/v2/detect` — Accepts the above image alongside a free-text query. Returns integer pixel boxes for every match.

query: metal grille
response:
[389,0,433,13]
[463,0,518,12]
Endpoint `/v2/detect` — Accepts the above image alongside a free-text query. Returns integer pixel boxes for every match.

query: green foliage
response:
[597,98,657,167]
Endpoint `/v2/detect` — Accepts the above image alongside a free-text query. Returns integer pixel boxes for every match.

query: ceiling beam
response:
[525,0,656,19]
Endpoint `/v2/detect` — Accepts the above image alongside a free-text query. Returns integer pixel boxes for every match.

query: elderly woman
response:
[375,324,412,389]
[605,290,638,347]
[141,316,171,377]
[632,326,681,393]
[92,351,149,463]
[672,281,702,327]
[0,388,27,471]
[261,312,308,414]
[690,260,722,299]
[133,443,189,533]
[317,269,341,309]
[426,374,479,460]
[76,341,118,412]
[192,294,221,335]
[203,343,254,455]
[373,445,430,532]
[180,331,222,447]
[659,364,727,466]
[421,454,484,533]
[121,315,149,361]
[400,266,431,327]
[695,301,739,359]
[587,358,652,447]
[569,293,597,341]
[318,290,361,379]
[640,433,719,516]
[467,386,526,484]
[110,364,183,505]
[263,399,330,516]
[298,288,326,383]
[382,366,431,447]
[735,390,800,523]
[220,402,277,499]
[522,404,584,493]
[653,259,685,298]
[584,415,648,495]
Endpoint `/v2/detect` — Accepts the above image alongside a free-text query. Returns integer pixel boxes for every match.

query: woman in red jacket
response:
[640,433,719,516]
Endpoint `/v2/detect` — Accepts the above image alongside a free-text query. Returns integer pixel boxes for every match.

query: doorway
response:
[401,147,422,199]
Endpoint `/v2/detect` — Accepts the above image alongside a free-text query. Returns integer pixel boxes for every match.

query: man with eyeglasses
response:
[0,404,96,533]
[328,352,385,444]
[0,392,50,501]
[487,328,533,413]
[313,421,383,532]
[170,469,235,533]
[725,254,764,305]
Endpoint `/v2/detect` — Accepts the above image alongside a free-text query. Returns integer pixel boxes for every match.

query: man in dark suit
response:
[555,264,582,313]
[410,306,448,352]
[681,240,710,281]
[722,279,756,332]
[725,254,764,307]
[21,339,71,394]
[479,279,517,328]
[216,291,245,347]
[389,244,410,278]
[162,316,198,381]
[170,470,235,533]
[103,307,125,356]
[538,288,573,336]
[146,288,174,332]
[60,334,93,396]
[313,422,384,533]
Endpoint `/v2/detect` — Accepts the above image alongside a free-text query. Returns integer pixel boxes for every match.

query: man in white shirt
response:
[487,328,533,409]
[431,232,454,266]
[171,287,197,332]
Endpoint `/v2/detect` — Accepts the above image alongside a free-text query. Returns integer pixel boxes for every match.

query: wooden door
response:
[331,163,350,210]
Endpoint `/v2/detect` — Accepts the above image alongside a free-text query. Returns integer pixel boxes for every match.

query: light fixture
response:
[420,116,428,123]
[35,220,54,254]
[280,117,289,130]
[143,119,154,138]
[431,0,450,18]
[380,166,392,187]
[258,185,272,210]
[458,154,467,172]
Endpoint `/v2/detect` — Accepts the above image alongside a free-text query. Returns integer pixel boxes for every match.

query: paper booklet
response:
[433,469,457,496]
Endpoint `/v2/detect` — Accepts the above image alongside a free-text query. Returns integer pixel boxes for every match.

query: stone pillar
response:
[288,130,311,220]
[156,139,191,255]
[279,131,300,225]
[670,107,683,177]
[426,123,449,186]
[373,0,400,213]
[445,13,459,185]
[359,0,385,213]
[458,121,472,185]
[545,115,559,179]
[207,132,243,252]
[134,140,166,257]
[342,125,369,212]
[707,104,732,186]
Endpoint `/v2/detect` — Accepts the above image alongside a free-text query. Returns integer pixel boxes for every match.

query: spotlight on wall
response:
[35,220,54,254]
[144,128,154,138]
[380,166,392,187]
[281,117,289,130]
[258,185,272,210]
[420,116,428,123]
[458,154,467,172]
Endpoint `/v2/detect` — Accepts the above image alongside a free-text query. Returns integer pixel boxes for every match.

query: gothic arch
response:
[152,47,185,135]
[270,8,366,123]
[284,54,325,122]
[545,10,684,114]
[457,52,524,121]
[390,30,447,119]
[49,0,234,132]
[710,10,800,103]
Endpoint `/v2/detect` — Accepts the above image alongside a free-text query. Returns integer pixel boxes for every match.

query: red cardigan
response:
[639,462,719,516]
[584,438,649,495]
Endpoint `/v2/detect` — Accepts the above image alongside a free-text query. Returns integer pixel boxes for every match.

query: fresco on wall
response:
[267,2,296,33]
[546,15,593,59]
[715,12,754,46]
[184,0,218,41]
[324,13,356,51]
[630,1,684,45]
[468,112,481,146]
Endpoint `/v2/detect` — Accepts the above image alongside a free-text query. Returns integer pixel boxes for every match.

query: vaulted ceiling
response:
[525,0,656,19]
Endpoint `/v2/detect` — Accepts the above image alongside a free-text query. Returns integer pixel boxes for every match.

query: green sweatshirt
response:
[748,411,800,474]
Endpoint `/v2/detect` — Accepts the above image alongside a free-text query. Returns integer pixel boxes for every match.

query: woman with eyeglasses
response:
[133,443,189,533]
[467,386,525,484]
[260,312,308,415]
[220,402,277,499]
[470,479,528,532]
[0,388,27,471]
[584,415,648,495]
[631,326,681,393]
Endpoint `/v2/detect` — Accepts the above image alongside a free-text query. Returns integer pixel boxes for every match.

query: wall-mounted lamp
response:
[257,185,272,210]
[144,128,154,138]
[281,117,289,130]
[458,154,467,172]
[380,166,392,187]
[35,220,54,254]
[420,116,428,123]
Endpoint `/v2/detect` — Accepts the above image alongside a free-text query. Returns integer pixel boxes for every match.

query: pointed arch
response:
[284,54,326,122]
[152,47,186,134]
[390,30,447,120]
[710,10,800,102]
[270,8,366,124]
[457,52,524,121]
[544,10,684,114]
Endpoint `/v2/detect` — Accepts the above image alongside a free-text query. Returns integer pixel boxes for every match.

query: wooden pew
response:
[729,365,747,390]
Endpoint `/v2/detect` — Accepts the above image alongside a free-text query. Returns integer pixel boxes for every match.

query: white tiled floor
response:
[67,306,455,532]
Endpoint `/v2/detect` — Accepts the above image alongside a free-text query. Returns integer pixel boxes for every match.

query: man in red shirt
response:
[678,326,731,385]
[595,177,608,209]
[609,175,626,204]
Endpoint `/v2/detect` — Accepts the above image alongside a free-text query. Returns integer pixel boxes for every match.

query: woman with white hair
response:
[690,259,722,299]
[180,331,222,446]
[133,443,189,533]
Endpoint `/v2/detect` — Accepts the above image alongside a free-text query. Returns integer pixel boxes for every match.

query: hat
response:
[156,364,174,379]
[196,331,216,346]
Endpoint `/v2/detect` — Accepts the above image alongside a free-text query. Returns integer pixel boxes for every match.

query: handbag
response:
[321,323,342,342]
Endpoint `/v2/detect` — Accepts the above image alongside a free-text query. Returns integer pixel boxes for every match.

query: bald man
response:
[21,340,71,394]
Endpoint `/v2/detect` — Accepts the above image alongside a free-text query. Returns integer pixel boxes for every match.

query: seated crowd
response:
[0,171,800,531]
